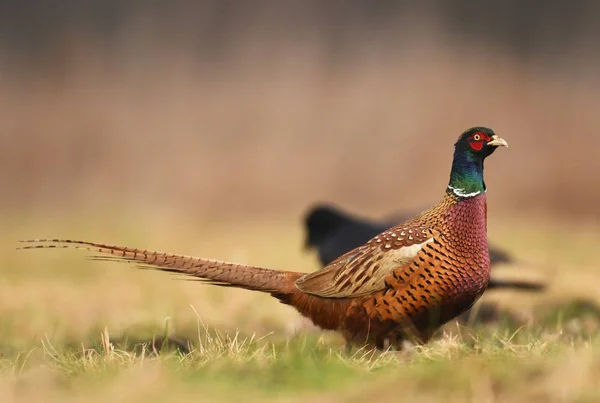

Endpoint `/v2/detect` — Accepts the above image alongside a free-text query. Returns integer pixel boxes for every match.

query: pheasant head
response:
[448,127,508,198]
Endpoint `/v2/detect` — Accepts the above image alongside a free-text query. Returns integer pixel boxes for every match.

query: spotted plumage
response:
[18,127,507,350]
[302,205,545,292]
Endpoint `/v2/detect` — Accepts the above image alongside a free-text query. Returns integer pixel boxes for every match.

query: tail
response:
[487,278,546,291]
[18,239,303,295]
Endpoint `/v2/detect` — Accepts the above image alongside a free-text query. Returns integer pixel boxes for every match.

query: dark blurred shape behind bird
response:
[303,204,545,292]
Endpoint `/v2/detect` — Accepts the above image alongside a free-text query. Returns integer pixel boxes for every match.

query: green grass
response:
[2,327,599,403]
[2,212,600,402]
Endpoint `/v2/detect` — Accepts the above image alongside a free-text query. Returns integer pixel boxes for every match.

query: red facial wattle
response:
[470,141,484,151]
[468,132,491,151]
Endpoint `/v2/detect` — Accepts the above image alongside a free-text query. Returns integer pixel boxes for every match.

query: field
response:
[2,3,600,401]
[2,210,600,403]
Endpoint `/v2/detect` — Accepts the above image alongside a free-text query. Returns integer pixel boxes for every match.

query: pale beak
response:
[487,135,508,147]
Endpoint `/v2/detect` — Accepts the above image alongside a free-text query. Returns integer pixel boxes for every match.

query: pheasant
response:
[303,204,545,291]
[19,127,507,350]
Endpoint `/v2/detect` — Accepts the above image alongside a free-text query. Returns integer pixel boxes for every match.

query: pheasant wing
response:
[295,225,436,298]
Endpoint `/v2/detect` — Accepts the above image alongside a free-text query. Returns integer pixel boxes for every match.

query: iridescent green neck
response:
[447,150,486,198]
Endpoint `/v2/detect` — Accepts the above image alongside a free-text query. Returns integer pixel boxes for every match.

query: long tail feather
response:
[487,279,546,291]
[18,239,300,293]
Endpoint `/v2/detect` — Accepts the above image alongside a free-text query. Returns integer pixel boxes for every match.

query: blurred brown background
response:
[1,6,600,401]
[0,2,599,375]
[1,0,599,223]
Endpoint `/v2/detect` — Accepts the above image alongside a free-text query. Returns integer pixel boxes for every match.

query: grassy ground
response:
[2,211,600,402]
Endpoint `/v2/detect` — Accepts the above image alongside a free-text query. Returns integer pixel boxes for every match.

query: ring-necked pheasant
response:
[303,204,545,291]
[19,127,507,350]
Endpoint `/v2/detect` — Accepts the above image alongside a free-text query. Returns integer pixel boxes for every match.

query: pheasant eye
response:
[473,134,481,141]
